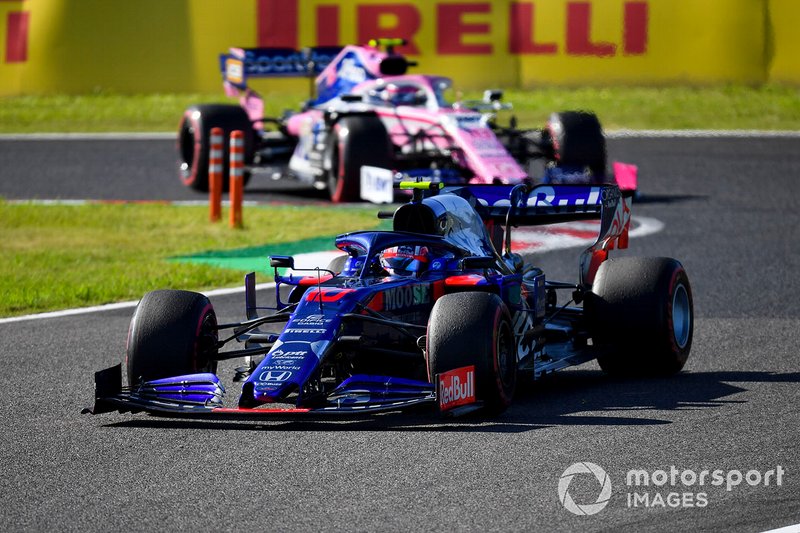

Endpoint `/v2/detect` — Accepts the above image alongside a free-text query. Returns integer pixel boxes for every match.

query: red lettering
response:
[5,11,29,63]
[357,5,421,55]
[509,2,557,55]
[316,5,340,46]
[257,0,298,48]
[437,3,492,55]
[624,1,648,55]
[566,2,615,57]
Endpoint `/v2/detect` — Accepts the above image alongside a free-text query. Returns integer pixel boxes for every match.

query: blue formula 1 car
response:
[86,182,692,418]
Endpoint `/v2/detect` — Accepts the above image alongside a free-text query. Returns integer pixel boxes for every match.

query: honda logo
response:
[259,370,292,382]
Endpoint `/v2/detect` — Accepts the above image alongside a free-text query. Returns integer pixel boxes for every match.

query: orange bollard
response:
[229,130,245,228]
[209,127,223,222]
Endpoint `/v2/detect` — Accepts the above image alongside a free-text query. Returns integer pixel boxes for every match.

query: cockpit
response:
[358,77,455,111]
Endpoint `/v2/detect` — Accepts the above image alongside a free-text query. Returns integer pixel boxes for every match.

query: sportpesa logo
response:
[558,462,613,515]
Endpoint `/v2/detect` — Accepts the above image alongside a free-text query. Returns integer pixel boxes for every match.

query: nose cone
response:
[242,323,337,406]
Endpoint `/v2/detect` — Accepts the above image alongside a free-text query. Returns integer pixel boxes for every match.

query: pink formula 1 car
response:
[178,39,633,202]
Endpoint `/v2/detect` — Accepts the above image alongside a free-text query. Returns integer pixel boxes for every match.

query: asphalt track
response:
[1,136,799,532]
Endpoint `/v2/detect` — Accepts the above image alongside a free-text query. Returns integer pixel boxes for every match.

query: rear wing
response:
[221,41,415,106]
[220,46,343,89]
[442,184,612,224]
[442,184,632,286]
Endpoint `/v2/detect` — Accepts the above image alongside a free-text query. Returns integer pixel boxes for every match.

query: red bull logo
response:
[438,365,476,412]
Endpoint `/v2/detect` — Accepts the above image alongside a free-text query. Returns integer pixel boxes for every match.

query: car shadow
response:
[101,370,800,434]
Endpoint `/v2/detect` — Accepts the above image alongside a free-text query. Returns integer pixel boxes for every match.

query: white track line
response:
[606,129,800,139]
[0,217,664,324]
[761,524,800,533]
[0,132,174,141]
[1,130,800,141]
[0,283,274,325]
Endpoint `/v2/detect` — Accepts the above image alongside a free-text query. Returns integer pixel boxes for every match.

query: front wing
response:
[82,365,473,419]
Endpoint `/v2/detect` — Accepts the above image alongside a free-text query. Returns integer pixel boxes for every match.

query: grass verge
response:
[0,201,378,317]
[1,85,799,133]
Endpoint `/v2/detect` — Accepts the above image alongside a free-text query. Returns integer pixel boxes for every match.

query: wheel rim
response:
[195,310,218,373]
[672,283,691,349]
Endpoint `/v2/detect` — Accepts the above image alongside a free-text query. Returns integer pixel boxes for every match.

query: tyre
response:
[586,257,693,376]
[427,292,516,413]
[326,115,393,203]
[126,290,218,385]
[177,104,254,192]
[546,111,607,178]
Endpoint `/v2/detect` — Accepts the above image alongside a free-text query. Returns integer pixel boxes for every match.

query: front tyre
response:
[546,111,607,179]
[427,292,516,413]
[177,104,254,192]
[586,257,693,376]
[126,290,218,386]
[326,116,392,203]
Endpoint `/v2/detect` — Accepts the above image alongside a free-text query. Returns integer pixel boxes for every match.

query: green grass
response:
[2,84,799,316]
[0,201,378,317]
[1,85,799,133]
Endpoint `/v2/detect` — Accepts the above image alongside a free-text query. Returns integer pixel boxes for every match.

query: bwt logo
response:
[558,462,613,515]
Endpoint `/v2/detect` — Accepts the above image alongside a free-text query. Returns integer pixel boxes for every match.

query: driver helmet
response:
[381,84,425,106]
[379,245,430,277]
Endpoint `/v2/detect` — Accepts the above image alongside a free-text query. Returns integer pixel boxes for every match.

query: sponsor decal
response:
[455,114,483,128]
[360,165,394,204]
[296,314,332,326]
[270,349,307,358]
[383,283,431,311]
[437,365,476,411]
[257,1,648,58]
[225,57,244,84]
[524,185,602,210]
[283,328,327,335]
[259,370,293,382]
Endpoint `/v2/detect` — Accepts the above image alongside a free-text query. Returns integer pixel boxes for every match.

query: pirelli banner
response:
[0,0,798,96]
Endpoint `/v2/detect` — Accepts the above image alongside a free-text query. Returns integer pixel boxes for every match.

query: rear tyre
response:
[327,116,393,203]
[427,292,516,413]
[178,104,254,192]
[586,257,693,376]
[546,111,607,179]
[126,290,218,386]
